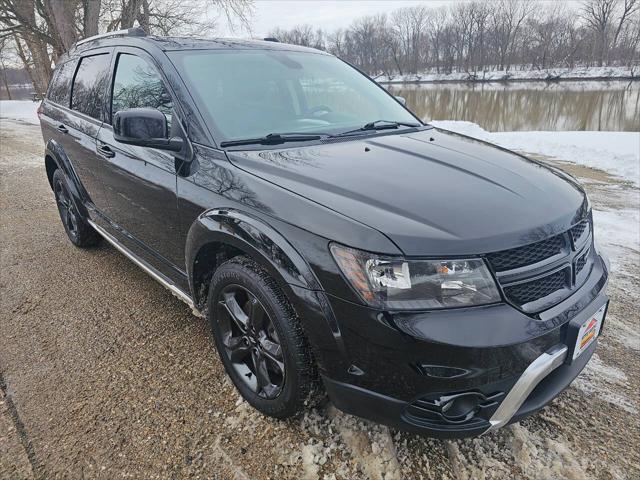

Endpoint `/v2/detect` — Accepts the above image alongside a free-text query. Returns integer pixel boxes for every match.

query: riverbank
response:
[377,65,639,84]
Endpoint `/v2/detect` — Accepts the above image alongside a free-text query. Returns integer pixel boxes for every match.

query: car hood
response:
[226,128,588,256]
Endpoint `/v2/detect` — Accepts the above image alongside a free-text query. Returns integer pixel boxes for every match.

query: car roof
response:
[65,30,327,61]
[146,36,325,53]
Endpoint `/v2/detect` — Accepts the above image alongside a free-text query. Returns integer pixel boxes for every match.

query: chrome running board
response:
[484,344,568,433]
[87,219,197,312]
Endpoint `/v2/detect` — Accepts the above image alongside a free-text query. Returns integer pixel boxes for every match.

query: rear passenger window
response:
[48,60,76,106]
[111,54,173,125]
[71,54,111,120]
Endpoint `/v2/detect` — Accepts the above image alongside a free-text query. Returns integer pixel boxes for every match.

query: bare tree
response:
[490,0,535,70]
[612,0,639,50]
[582,0,619,65]
[268,24,324,49]
[426,7,447,73]
[83,0,100,37]
[0,36,13,98]
[0,0,253,91]
[391,6,429,74]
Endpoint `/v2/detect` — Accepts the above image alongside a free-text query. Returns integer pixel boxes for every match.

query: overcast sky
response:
[217,0,581,37]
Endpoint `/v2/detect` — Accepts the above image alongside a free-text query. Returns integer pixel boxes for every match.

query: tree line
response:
[268,0,640,78]
[0,0,638,97]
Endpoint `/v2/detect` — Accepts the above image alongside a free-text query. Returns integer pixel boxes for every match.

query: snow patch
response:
[592,208,640,275]
[389,79,639,93]
[378,65,638,84]
[0,100,40,125]
[572,353,638,414]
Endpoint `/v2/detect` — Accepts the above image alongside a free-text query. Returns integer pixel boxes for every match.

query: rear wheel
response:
[52,169,101,248]
[207,256,319,418]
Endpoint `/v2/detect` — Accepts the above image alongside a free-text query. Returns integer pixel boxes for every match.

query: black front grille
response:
[570,219,589,245]
[503,269,567,305]
[488,218,593,312]
[575,250,588,275]
[487,234,565,272]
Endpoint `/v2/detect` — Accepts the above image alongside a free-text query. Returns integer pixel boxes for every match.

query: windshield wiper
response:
[220,132,326,148]
[337,120,421,137]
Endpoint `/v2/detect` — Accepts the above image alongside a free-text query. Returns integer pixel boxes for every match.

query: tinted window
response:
[168,50,418,142]
[48,60,76,106]
[111,54,172,126]
[71,54,111,120]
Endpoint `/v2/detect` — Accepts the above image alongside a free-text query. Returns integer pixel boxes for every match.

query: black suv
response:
[39,28,609,438]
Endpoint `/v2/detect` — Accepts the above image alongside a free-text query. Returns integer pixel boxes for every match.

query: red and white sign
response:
[573,304,606,360]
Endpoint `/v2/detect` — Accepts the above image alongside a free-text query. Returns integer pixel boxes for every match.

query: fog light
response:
[439,393,482,420]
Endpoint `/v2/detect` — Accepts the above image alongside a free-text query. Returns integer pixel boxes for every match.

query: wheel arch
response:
[45,153,57,189]
[186,208,322,311]
[44,139,90,218]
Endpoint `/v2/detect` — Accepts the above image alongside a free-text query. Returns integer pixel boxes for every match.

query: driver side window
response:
[111,53,173,129]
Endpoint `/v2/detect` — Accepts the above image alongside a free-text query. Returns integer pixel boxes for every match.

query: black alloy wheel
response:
[216,284,285,399]
[51,169,101,247]
[207,256,320,418]
[54,174,80,242]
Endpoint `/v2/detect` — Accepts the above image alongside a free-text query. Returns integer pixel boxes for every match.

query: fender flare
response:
[45,139,91,218]
[185,208,322,306]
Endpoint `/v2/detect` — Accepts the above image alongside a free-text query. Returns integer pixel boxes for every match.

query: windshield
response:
[168,49,420,143]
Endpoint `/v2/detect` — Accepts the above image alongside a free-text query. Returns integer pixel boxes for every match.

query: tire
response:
[207,256,319,418]
[52,169,101,248]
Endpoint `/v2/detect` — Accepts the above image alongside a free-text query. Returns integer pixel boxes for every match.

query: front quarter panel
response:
[177,145,403,298]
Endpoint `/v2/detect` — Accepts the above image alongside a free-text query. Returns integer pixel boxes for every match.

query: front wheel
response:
[207,256,319,418]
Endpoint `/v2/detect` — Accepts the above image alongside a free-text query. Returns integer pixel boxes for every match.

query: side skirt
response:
[87,219,201,316]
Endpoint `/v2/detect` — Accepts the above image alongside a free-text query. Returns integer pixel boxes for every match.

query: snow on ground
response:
[430,120,640,187]
[572,353,638,414]
[378,65,638,83]
[391,79,638,92]
[0,100,40,125]
[592,208,640,272]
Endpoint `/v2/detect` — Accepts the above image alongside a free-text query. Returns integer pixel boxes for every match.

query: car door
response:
[42,50,113,211]
[95,48,183,271]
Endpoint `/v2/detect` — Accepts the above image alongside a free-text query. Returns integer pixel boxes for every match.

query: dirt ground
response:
[1,119,638,480]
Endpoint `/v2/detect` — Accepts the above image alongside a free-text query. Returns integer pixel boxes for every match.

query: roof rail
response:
[263,37,279,42]
[74,27,146,48]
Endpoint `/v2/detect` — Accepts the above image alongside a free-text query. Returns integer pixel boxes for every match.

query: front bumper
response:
[318,254,609,438]
[323,338,599,438]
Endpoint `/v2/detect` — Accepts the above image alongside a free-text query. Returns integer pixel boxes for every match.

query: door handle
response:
[57,124,68,134]
[97,144,115,158]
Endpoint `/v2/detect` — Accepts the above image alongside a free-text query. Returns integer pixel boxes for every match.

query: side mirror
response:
[395,96,407,106]
[113,108,183,152]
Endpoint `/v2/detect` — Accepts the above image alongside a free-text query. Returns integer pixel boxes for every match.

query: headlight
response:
[330,244,501,310]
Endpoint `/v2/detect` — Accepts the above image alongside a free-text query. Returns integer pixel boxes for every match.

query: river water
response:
[388,80,640,132]
[4,79,639,131]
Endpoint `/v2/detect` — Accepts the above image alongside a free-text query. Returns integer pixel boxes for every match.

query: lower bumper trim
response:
[484,344,568,433]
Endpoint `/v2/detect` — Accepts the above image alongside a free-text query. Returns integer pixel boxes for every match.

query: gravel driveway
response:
[1,119,638,479]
